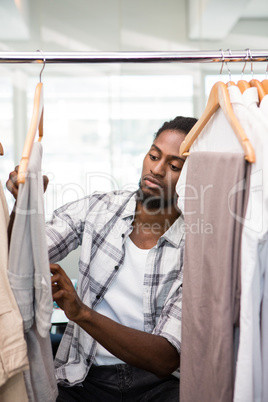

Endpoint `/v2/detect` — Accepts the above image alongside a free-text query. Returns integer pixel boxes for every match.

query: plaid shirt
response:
[46,190,185,386]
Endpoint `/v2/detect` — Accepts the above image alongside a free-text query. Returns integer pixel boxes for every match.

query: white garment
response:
[260,93,268,118]
[94,236,149,365]
[259,93,268,210]
[223,86,264,402]
[233,87,268,402]
[176,90,243,214]
[259,93,268,402]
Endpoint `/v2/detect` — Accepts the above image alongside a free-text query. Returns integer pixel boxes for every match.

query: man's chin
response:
[142,188,162,199]
[137,188,173,211]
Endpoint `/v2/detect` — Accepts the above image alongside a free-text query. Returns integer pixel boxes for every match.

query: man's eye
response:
[149,154,158,161]
[169,163,180,172]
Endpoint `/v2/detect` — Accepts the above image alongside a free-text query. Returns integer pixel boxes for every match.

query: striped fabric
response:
[45,190,185,386]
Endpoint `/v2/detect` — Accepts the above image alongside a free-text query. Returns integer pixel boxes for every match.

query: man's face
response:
[139,129,186,211]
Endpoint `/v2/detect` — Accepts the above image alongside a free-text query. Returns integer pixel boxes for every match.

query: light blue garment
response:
[8,142,58,402]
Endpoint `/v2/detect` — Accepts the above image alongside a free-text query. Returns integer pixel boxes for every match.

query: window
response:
[27,74,194,216]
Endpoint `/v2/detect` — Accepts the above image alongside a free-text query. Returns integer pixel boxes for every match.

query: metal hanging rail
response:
[0,50,268,64]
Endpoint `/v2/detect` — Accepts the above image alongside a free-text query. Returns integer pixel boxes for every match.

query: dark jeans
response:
[57,364,180,401]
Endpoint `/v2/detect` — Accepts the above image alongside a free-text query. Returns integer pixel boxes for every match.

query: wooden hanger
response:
[179,81,255,163]
[237,80,250,94]
[250,79,266,102]
[261,79,268,94]
[17,82,44,184]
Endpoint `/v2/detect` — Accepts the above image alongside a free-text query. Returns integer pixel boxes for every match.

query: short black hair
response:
[154,116,198,139]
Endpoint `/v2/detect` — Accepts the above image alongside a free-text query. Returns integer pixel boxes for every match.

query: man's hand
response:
[6,165,49,200]
[50,265,180,377]
[6,166,20,199]
[50,264,85,322]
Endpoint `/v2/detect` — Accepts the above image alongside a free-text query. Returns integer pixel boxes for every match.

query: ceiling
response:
[0,0,268,74]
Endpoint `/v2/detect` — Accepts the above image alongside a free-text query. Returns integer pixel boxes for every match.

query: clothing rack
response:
[0,50,268,64]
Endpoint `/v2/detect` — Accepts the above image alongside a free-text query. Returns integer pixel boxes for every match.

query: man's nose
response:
[151,161,165,177]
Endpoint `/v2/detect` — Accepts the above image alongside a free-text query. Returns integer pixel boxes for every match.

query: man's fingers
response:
[9,170,18,184]
[51,272,60,283]
[50,264,66,280]
[6,167,20,199]
[53,289,65,300]
[43,175,49,192]
[50,264,73,288]
[6,178,18,198]
[50,263,62,274]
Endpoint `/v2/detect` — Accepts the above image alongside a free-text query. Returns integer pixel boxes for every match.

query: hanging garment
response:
[176,85,254,402]
[180,152,250,402]
[176,101,244,215]
[0,371,28,402]
[0,182,29,401]
[8,142,58,402]
[233,86,268,402]
[260,91,268,120]
[258,92,268,402]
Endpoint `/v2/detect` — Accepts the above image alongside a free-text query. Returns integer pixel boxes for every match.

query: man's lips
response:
[143,175,163,189]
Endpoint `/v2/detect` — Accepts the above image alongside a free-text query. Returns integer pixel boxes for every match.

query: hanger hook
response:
[241,48,249,78]
[226,49,232,81]
[219,49,225,76]
[37,49,46,82]
[248,48,254,78]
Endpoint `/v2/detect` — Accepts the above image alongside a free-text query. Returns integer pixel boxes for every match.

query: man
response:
[7,115,197,401]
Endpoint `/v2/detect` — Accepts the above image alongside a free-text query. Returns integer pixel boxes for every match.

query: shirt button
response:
[96,294,101,299]
[121,234,125,238]
[114,265,119,270]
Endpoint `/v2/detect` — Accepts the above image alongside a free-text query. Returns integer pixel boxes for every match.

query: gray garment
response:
[180,152,251,402]
[23,323,58,402]
[8,142,58,402]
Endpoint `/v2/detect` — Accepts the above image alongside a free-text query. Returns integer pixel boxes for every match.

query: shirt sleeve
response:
[45,196,89,263]
[152,280,183,354]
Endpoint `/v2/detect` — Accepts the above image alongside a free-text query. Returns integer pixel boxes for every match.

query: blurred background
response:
[0,0,268,277]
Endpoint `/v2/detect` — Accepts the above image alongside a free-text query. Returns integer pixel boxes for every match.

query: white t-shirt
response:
[94,236,150,365]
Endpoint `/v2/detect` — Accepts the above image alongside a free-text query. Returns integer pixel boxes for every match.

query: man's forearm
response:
[74,304,180,378]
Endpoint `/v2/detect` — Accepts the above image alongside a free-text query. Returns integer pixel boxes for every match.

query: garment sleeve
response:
[45,196,89,263]
[152,280,183,354]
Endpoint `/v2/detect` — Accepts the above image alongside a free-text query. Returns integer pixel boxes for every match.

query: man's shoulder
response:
[83,189,136,214]
[51,190,136,219]
[88,189,135,205]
